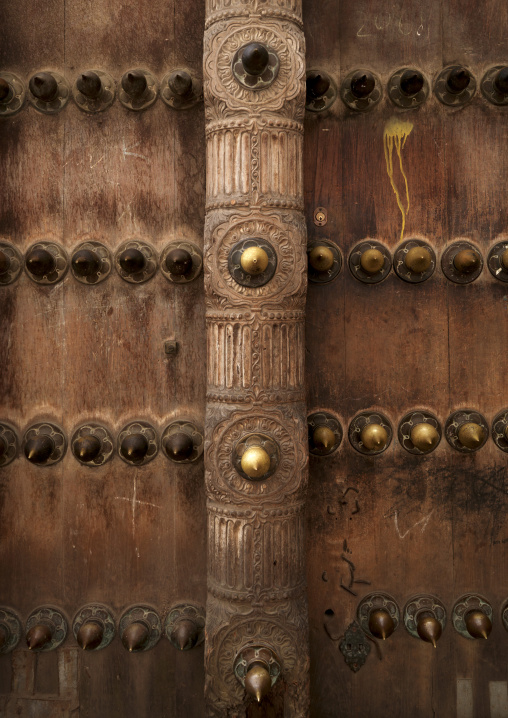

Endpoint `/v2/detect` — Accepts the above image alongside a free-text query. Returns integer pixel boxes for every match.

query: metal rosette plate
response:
[23,422,67,466]
[114,240,158,284]
[502,600,508,632]
[160,241,203,284]
[233,432,279,481]
[71,241,112,284]
[307,239,342,284]
[232,44,280,90]
[0,243,23,285]
[118,421,158,466]
[0,72,26,116]
[487,240,508,282]
[435,66,476,107]
[349,240,391,284]
[72,604,116,651]
[393,238,436,284]
[118,69,158,111]
[481,66,508,106]
[0,607,22,654]
[160,69,203,110]
[25,242,68,285]
[0,422,18,467]
[71,423,114,466]
[357,593,400,639]
[388,68,429,108]
[72,70,115,113]
[26,606,68,651]
[339,621,371,673]
[28,71,70,113]
[441,241,483,284]
[234,645,281,687]
[228,237,277,288]
[162,420,204,463]
[492,409,508,453]
[164,602,205,650]
[445,409,488,453]
[452,594,492,640]
[305,69,337,112]
[119,605,161,652]
[398,410,441,455]
[340,70,382,111]
[307,411,342,457]
[403,595,446,640]
[349,411,393,456]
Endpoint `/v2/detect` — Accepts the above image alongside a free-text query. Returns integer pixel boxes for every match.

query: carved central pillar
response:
[203,1,308,714]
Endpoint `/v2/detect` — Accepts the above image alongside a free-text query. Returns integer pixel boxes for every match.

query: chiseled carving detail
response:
[205,0,303,31]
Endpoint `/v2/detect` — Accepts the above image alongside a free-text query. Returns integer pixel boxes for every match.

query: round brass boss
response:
[368,609,395,640]
[416,614,442,647]
[453,248,481,274]
[410,423,440,452]
[309,246,334,272]
[240,246,269,276]
[312,425,336,452]
[457,422,485,449]
[240,446,271,479]
[360,248,385,275]
[465,610,492,640]
[361,424,388,451]
[405,246,432,273]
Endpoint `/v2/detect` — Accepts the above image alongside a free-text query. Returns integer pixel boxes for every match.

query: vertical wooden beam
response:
[203,0,309,714]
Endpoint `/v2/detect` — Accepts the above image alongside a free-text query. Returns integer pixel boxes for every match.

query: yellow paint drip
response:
[383,118,413,241]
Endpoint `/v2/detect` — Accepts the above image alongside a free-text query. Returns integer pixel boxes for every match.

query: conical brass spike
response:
[410,423,440,452]
[360,248,384,275]
[240,247,269,276]
[360,424,388,452]
[171,619,199,651]
[417,614,442,647]
[457,422,485,449]
[77,620,104,651]
[313,425,336,452]
[26,624,53,651]
[245,662,272,703]
[122,622,149,652]
[464,610,492,640]
[405,246,432,273]
[309,246,334,272]
[453,248,480,274]
[368,608,395,640]
[240,446,271,479]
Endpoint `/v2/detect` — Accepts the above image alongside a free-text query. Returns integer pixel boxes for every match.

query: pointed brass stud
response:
[465,610,492,640]
[361,424,388,452]
[306,71,331,100]
[458,422,485,450]
[119,248,146,274]
[120,433,149,464]
[360,248,385,275]
[77,620,104,651]
[74,435,102,463]
[453,248,481,274]
[405,246,432,273]
[309,246,334,273]
[164,432,194,462]
[76,71,103,100]
[165,248,193,277]
[24,435,55,464]
[72,249,101,277]
[122,622,149,652]
[29,72,59,102]
[167,70,193,98]
[241,445,271,479]
[240,246,269,276]
[25,247,56,277]
[121,70,148,99]
[245,663,272,703]
[26,624,53,650]
[368,609,395,640]
[241,43,270,77]
[410,423,440,453]
[400,70,425,97]
[417,614,442,647]
[170,619,199,651]
[313,426,336,452]
[446,67,471,94]
[350,71,376,99]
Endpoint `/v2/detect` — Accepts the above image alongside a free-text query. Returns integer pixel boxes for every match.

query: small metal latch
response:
[164,340,178,356]
[313,207,327,226]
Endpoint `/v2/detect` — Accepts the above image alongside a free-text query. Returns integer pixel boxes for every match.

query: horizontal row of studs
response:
[0,420,204,468]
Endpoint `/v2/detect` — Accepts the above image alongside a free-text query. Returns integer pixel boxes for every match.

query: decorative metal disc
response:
[118,421,158,466]
[349,240,392,284]
[114,240,158,284]
[398,410,441,455]
[357,593,400,639]
[307,240,342,284]
[28,71,70,113]
[71,241,112,285]
[393,238,436,283]
[119,605,161,652]
[441,241,483,284]
[164,602,205,650]
[0,72,26,116]
[340,70,382,112]
[228,238,277,288]
[160,241,202,284]
[118,70,158,111]
[452,594,492,640]
[0,607,21,654]
[445,409,488,453]
[481,66,508,106]
[25,242,68,285]
[0,243,23,285]
[492,409,508,453]
[403,595,446,640]
[305,70,337,112]
[72,70,115,113]
[339,621,371,672]
[23,423,67,466]
[233,433,279,481]
[161,421,204,463]
[487,240,508,283]
[388,68,429,108]
[71,423,114,466]
[435,66,476,107]
[160,69,203,110]
[232,45,280,90]
[234,645,281,687]
[308,411,342,456]
[72,604,116,651]
[26,606,68,651]
[349,412,393,456]
[502,600,508,632]
[0,422,18,467]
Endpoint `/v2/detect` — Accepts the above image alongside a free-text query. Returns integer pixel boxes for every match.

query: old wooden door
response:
[1,0,508,716]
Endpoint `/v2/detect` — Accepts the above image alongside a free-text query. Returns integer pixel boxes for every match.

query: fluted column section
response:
[203,1,308,715]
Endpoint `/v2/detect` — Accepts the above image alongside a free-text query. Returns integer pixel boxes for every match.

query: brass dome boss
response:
[341,69,382,111]
[349,412,393,455]
[25,242,68,285]
[435,65,476,106]
[393,239,436,283]
[161,68,202,110]
[452,594,493,640]
[388,68,429,108]
[349,241,391,284]
[234,646,281,703]
[228,238,277,288]
[119,69,158,111]
[115,240,158,284]
[25,606,67,652]
[164,603,205,651]
[234,433,279,481]
[162,421,204,463]
[118,421,158,466]
[442,240,483,284]
[445,410,488,453]
[119,605,161,652]
[403,595,446,647]
[71,241,112,284]
[72,604,116,651]
[232,42,280,90]
[23,423,67,467]
[71,424,114,466]
[305,69,337,112]
[357,593,399,640]
[487,240,508,283]
[28,70,69,113]
[72,70,115,113]
[307,240,342,284]
[308,411,342,456]
[398,411,441,455]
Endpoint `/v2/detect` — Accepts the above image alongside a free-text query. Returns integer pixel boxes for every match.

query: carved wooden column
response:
[203,1,308,715]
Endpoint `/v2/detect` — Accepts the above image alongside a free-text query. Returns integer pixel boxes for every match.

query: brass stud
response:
[405,246,432,273]
[453,248,481,274]
[400,70,425,97]
[360,248,385,275]
[241,43,270,77]
[240,246,269,276]
[306,71,331,100]
[122,622,149,652]
[121,70,148,99]
[29,72,59,102]
[165,248,193,277]
[360,424,388,452]
[74,435,102,463]
[170,619,199,651]
[313,425,336,452]
[71,249,101,277]
[167,70,193,98]
[446,67,471,94]
[120,433,149,464]
[410,423,440,453]
[309,246,334,272]
[458,422,485,450]
[164,432,194,462]
[119,247,146,274]
[244,663,272,703]
[416,614,442,647]
[76,71,103,100]
[25,247,56,277]
[465,610,492,640]
[368,609,395,640]
[24,435,55,464]
[77,620,104,651]
[351,71,376,99]
[240,445,271,479]
[26,624,53,651]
